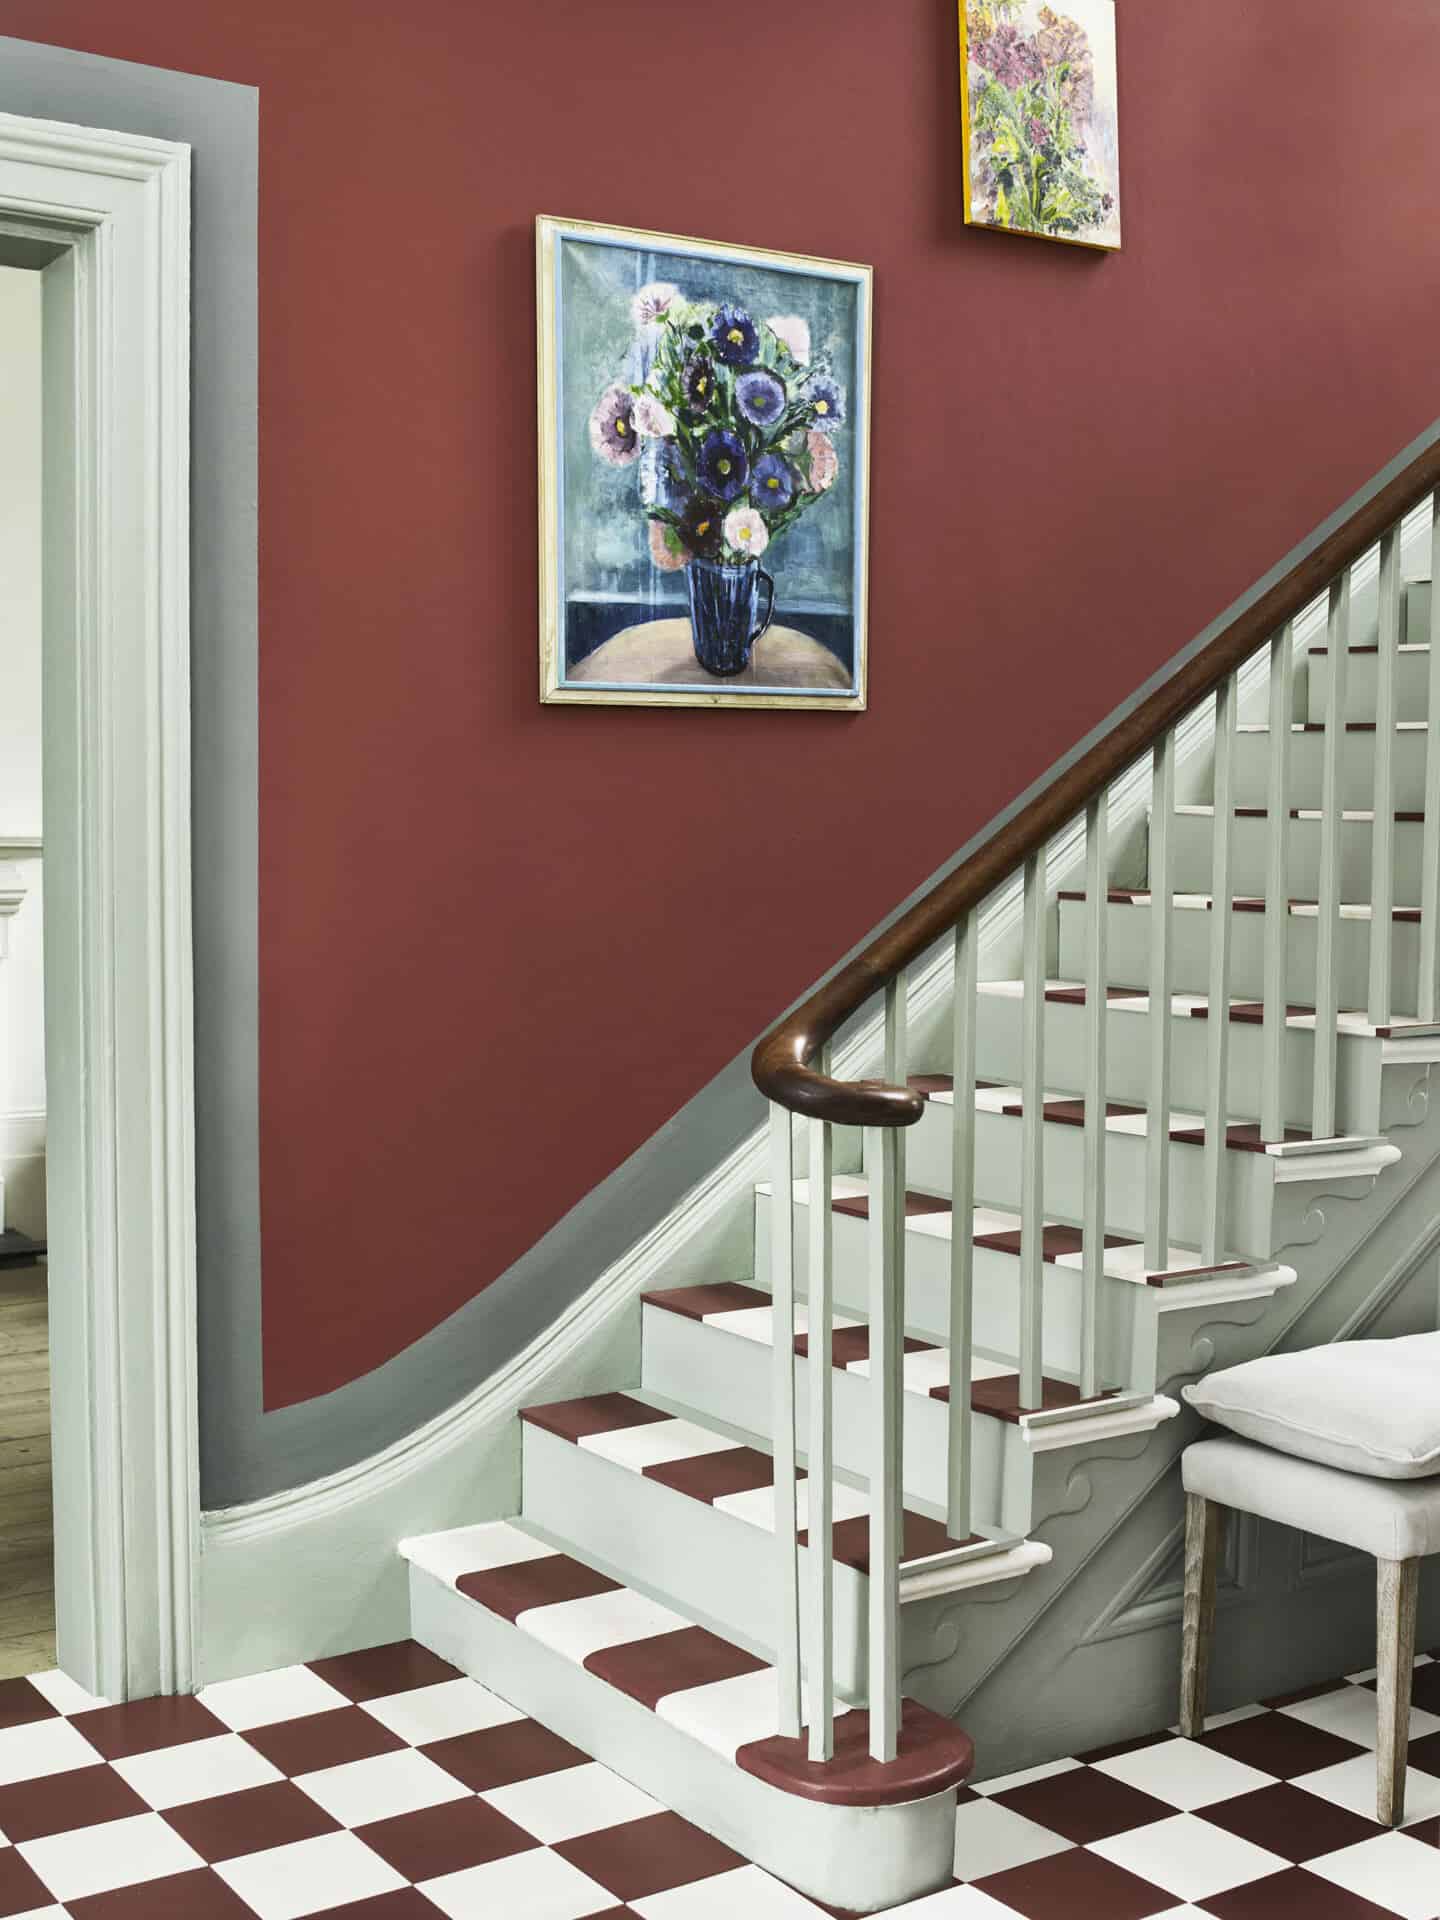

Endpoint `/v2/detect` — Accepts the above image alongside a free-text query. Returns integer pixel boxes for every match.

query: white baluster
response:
[806,1068,835,1764]
[948,915,977,1542]
[1081,796,1107,1399]
[1370,525,1401,1027]
[1201,677,1237,1264]
[1314,574,1351,1136]
[769,1102,802,1740]
[867,979,906,1763]
[1145,733,1176,1269]
[1423,497,1440,1023]
[1261,627,1294,1142]
[1019,852,1045,1410]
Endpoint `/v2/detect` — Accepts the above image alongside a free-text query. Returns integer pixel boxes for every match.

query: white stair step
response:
[401,1521,972,1913]
[1231,719,1428,808]
[1168,805,1426,899]
[1306,637,1432,723]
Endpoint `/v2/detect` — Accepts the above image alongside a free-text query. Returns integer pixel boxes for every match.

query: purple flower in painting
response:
[974,23,1044,89]
[696,427,748,502]
[656,441,691,512]
[682,355,718,420]
[680,497,725,560]
[735,369,786,429]
[1027,116,1050,148]
[710,304,758,367]
[805,378,846,434]
[750,451,796,512]
[588,383,641,466]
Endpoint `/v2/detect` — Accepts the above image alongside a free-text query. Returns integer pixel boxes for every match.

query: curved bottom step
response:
[402,1521,970,1914]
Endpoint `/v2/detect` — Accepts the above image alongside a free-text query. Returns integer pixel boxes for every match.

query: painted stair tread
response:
[1175,803,1427,821]
[757,1171,1275,1286]
[1308,641,1430,654]
[974,976,1440,1041]
[958,1078,1312,1154]
[1058,887,1425,921]
[1236,719,1429,732]
[522,1389,981,1555]
[401,1520,975,1807]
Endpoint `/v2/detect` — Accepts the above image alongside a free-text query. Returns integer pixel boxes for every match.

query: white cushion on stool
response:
[1182,1332,1440,1479]
[1183,1435,1440,1561]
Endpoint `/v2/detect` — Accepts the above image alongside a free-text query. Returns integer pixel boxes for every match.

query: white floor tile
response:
[1091,1736,1275,1809]
[216,1829,407,1920]
[360,1676,523,1745]
[519,1587,689,1665]
[113,1731,284,1809]
[24,1670,108,1715]
[1292,1752,1440,1826]
[1278,1683,1440,1750]
[580,1418,742,1472]
[1089,1811,1288,1903]
[972,1756,1082,1796]
[0,1717,102,1786]
[871,1888,1024,1918]
[483,1758,664,1842]
[632,1864,824,1918]
[294,1746,470,1828]
[198,1663,351,1732]
[1307,1829,1440,1920]
[951,1797,1073,1880]
[418,1845,617,1920]
[400,1519,557,1586]
[656,1667,782,1760]
[19,1812,205,1903]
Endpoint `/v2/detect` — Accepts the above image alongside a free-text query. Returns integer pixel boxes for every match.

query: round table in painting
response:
[567,618,850,691]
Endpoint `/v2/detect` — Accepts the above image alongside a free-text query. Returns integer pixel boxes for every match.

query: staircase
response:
[401,448,1440,1913]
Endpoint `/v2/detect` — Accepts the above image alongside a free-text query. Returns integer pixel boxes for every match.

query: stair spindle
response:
[1201,676,1237,1264]
[1370,525,1402,1027]
[866,977,907,1763]
[768,1102,802,1741]
[1019,852,1046,1410]
[1080,797,1107,1398]
[1261,627,1294,1143]
[1145,733,1176,1270]
[806,1071,835,1764]
[947,915,977,1542]
[1314,574,1351,1136]
[1421,494,1440,1023]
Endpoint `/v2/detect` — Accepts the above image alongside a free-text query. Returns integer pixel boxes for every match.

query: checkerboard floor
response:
[3,1647,1440,1917]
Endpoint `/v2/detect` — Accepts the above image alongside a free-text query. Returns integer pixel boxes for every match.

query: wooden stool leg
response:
[1180,1493,1225,1738]
[1376,1556,1420,1826]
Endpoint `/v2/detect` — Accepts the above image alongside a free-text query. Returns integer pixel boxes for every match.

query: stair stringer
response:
[893,1137,1440,1779]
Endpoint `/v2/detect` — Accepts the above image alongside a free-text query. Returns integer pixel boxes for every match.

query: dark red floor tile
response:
[555,1809,745,1900]
[242,1703,407,1776]
[1073,1730,1174,1766]
[307,1639,462,1702]
[1202,1864,1402,1918]
[1260,1678,1352,1709]
[69,1693,228,1759]
[519,1393,670,1443]
[457,1553,619,1622]
[163,1778,343,1861]
[65,1868,260,1917]
[421,1716,590,1790]
[305,1896,446,1919]
[1406,1663,1440,1715]
[1202,1780,1385,1862]
[975,1847,1173,1919]
[586,1624,766,1708]
[1200,1708,1366,1776]
[993,1765,1174,1843]
[357,1795,537,1879]
[0,1761,149,1841]
[0,1674,58,1731]
[0,1847,54,1918]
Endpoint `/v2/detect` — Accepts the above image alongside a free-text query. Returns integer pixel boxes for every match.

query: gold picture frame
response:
[958,0,1121,253]
[537,215,872,710]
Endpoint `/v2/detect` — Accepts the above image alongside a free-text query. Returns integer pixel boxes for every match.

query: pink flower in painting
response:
[765,314,811,363]
[632,391,677,438]
[803,430,839,493]
[723,507,769,559]
[589,384,642,466]
[630,281,680,330]
[648,518,690,572]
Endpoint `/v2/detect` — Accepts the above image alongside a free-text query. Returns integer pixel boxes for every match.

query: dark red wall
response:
[5,0,1438,1406]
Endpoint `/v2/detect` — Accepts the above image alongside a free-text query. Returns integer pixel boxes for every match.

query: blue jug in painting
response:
[685,558,775,677]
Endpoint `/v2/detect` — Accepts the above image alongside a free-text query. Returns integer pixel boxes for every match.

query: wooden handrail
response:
[752,439,1440,1128]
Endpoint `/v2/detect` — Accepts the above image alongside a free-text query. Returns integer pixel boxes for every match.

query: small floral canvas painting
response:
[537,217,872,708]
[960,0,1120,250]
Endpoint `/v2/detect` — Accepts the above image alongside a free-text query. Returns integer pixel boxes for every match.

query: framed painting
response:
[959,0,1121,251]
[537,215,872,709]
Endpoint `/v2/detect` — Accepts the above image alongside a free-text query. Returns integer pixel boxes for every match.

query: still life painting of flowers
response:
[537,218,871,708]
[960,0,1120,250]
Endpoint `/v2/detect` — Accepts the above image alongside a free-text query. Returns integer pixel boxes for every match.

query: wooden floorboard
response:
[0,1268,52,1677]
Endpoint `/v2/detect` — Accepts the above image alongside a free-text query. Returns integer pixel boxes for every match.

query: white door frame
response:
[0,112,196,1699]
